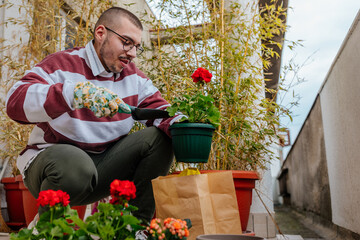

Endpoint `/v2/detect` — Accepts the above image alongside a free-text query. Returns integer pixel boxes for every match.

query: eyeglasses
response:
[105,26,144,56]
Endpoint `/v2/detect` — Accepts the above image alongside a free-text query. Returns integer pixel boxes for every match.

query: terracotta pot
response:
[18,175,38,226]
[2,175,87,227]
[232,171,259,231]
[1,176,26,229]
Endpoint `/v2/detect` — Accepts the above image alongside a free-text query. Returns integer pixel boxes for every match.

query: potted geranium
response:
[167,67,220,163]
[166,69,258,232]
[10,180,190,240]
[10,189,85,239]
[10,180,143,240]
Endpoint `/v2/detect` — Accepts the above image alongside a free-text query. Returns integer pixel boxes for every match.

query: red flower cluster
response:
[191,67,212,83]
[110,179,136,201]
[36,189,70,207]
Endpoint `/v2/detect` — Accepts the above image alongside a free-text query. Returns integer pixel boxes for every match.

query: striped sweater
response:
[6,41,179,174]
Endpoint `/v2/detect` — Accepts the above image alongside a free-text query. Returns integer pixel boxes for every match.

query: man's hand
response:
[74,81,131,118]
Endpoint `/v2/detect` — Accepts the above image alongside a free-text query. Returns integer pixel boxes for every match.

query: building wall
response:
[279,10,360,235]
[280,96,331,221]
[319,10,360,235]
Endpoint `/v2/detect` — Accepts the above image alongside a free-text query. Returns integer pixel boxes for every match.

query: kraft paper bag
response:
[152,171,242,240]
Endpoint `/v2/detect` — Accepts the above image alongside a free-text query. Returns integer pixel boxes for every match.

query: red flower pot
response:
[17,175,38,226]
[2,175,87,228]
[199,170,259,231]
[232,171,259,231]
[1,176,26,229]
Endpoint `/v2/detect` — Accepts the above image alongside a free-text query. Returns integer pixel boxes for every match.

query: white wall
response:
[319,10,360,235]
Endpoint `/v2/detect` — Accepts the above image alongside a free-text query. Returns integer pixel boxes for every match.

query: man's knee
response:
[33,144,98,202]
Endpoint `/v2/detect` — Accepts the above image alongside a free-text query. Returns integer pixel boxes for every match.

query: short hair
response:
[94,7,143,33]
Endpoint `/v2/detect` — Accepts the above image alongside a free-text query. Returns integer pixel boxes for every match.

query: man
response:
[6,7,181,223]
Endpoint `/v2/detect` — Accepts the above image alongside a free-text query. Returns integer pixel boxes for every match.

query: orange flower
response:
[164,218,172,224]
[173,221,182,230]
[150,218,161,230]
[184,228,189,237]
[148,217,189,240]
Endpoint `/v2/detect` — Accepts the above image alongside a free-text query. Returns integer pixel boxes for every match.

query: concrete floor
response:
[274,205,323,240]
[272,204,354,240]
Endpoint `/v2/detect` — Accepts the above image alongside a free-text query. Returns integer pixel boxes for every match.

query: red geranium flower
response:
[37,189,70,207]
[191,67,212,83]
[110,180,136,201]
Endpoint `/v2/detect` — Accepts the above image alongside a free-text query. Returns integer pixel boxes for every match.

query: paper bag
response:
[152,171,242,240]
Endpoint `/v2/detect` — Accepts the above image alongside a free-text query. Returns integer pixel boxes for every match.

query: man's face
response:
[95,17,142,73]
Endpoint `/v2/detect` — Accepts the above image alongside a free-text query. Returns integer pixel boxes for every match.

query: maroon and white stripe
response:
[6,41,176,175]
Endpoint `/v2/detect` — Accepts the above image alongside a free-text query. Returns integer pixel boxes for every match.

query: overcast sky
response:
[280,0,360,158]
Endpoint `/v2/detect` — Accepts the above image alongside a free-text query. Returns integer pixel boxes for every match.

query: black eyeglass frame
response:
[104,26,144,55]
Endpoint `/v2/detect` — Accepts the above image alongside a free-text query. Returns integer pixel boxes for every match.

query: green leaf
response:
[70,215,87,229]
[125,236,136,240]
[122,215,141,225]
[53,218,74,234]
[10,229,33,240]
[50,225,63,237]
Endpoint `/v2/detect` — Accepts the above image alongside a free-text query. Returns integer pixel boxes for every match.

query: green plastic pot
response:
[169,123,215,163]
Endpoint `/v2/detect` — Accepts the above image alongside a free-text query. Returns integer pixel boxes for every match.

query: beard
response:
[99,37,124,73]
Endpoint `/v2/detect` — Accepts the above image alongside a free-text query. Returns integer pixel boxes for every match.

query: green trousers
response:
[24,126,174,222]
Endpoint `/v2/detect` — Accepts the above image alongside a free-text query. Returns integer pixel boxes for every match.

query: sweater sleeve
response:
[137,78,184,137]
[6,62,75,124]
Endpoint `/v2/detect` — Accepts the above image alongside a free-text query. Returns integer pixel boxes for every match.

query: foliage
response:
[10,180,189,240]
[10,180,153,240]
[0,0,297,173]
[79,180,144,240]
[143,0,292,170]
[0,104,32,176]
[167,68,220,127]
[10,190,87,240]
[0,0,113,175]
